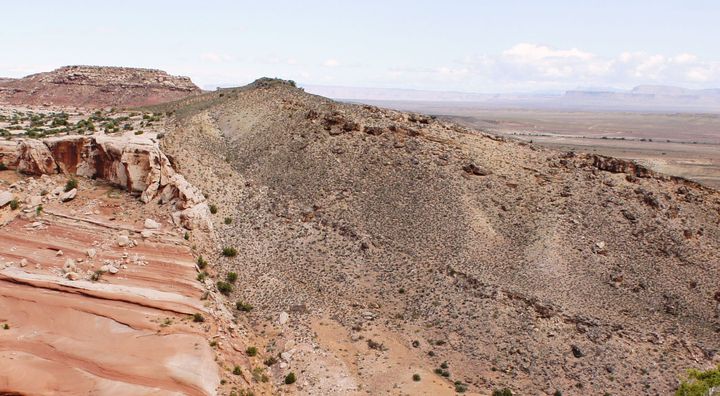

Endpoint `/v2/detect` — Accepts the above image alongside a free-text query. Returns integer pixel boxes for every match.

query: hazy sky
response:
[2,0,718,92]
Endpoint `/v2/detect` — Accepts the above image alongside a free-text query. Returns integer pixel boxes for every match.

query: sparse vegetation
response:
[284,372,297,385]
[226,272,238,283]
[9,199,19,210]
[196,255,207,269]
[184,231,190,240]
[676,365,720,396]
[64,178,78,192]
[224,217,232,224]
[233,365,242,375]
[492,388,513,396]
[209,204,218,214]
[367,339,386,351]
[454,381,468,393]
[412,373,421,382]
[192,313,204,323]
[222,247,237,257]
[217,281,233,295]
[251,366,269,383]
[236,301,253,312]
[91,270,104,282]
[2,323,8,330]
[246,346,258,356]
[263,356,277,366]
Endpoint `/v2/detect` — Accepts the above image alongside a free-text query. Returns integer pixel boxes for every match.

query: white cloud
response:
[323,58,340,68]
[392,44,720,91]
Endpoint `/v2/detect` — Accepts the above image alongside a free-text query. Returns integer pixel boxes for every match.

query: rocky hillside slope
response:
[154,79,720,395]
[0,66,200,108]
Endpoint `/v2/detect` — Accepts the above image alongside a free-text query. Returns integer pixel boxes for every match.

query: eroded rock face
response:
[0,135,211,231]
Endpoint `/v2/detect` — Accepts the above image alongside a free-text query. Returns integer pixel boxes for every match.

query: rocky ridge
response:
[0,66,201,108]
[153,80,720,395]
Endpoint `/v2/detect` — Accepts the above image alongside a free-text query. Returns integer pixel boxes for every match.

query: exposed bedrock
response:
[0,135,212,231]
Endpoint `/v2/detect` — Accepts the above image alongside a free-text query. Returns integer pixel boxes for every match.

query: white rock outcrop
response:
[0,135,212,231]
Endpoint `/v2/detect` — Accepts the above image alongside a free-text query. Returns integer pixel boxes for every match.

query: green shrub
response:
[233,365,242,375]
[0,163,6,171]
[209,204,218,214]
[222,247,237,257]
[64,178,78,192]
[184,231,190,240]
[454,381,468,393]
[412,373,421,382]
[9,199,19,210]
[226,272,238,283]
[217,281,233,295]
[196,256,207,269]
[3,323,9,330]
[284,372,296,385]
[134,130,143,135]
[676,365,720,396]
[246,346,258,356]
[492,389,513,396]
[224,217,232,224]
[263,356,277,366]
[236,301,253,312]
[192,313,205,323]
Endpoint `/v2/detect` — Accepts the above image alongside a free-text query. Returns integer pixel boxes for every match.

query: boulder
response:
[64,272,80,281]
[0,191,13,207]
[17,140,58,175]
[463,163,491,176]
[278,311,289,325]
[27,195,42,206]
[144,218,161,229]
[86,248,96,258]
[60,188,77,202]
[117,235,130,247]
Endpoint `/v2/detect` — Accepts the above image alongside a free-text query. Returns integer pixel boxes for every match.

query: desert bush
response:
[263,356,277,366]
[412,373,421,382]
[222,247,237,257]
[65,178,78,192]
[196,256,208,269]
[224,217,232,224]
[233,365,242,375]
[192,313,204,323]
[246,346,258,356]
[9,199,19,210]
[236,301,253,312]
[492,389,513,396]
[676,365,720,396]
[284,372,296,385]
[226,272,238,283]
[217,281,233,295]
[209,204,218,214]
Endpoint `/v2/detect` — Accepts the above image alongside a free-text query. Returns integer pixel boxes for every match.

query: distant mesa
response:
[0,65,201,108]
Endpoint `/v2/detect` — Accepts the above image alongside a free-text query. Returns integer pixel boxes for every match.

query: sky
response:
[1,0,719,93]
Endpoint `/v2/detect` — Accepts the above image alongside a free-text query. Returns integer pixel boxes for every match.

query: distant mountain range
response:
[303,84,720,112]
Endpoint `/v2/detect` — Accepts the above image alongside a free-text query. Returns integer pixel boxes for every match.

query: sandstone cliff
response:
[0,135,212,231]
